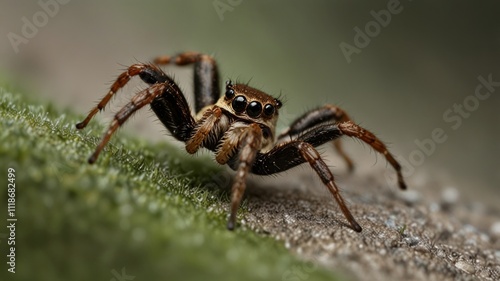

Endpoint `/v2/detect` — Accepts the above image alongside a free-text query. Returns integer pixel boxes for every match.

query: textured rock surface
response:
[239,168,500,281]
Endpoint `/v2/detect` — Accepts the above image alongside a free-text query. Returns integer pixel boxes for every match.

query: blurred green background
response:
[0,1,499,278]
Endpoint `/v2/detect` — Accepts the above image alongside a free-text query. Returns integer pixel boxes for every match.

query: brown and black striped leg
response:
[278,105,355,171]
[248,122,407,231]
[248,140,362,232]
[293,122,405,190]
[75,63,166,129]
[254,122,405,190]
[298,142,362,232]
[89,80,197,163]
[77,63,197,161]
[184,107,222,154]
[87,83,169,164]
[154,52,220,113]
[337,121,406,190]
[225,124,262,230]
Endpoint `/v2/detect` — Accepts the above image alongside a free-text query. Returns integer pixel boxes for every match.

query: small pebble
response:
[490,221,500,236]
[441,186,459,204]
[454,260,475,274]
[429,202,440,212]
[385,215,396,229]
[403,236,420,247]
[399,189,421,204]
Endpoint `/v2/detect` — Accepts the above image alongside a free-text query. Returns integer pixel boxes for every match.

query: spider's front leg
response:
[76,63,196,163]
[215,123,263,230]
[75,63,167,130]
[76,52,221,163]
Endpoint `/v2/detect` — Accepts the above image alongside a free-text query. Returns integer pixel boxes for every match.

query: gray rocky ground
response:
[235,166,500,281]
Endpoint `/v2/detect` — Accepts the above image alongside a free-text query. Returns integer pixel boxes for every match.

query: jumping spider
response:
[76,52,406,232]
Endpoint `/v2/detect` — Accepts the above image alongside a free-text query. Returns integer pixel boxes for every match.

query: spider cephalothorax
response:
[214,81,282,152]
[76,51,406,232]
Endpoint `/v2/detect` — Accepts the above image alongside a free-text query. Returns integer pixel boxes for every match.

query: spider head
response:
[217,80,282,134]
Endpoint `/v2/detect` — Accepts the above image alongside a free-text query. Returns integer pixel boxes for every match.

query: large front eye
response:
[232,95,247,113]
[246,101,262,118]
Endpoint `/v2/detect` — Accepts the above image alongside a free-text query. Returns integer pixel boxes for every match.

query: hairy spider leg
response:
[248,121,406,232]
[76,61,207,161]
[185,107,223,154]
[244,138,362,232]
[87,83,169,163]
[293,121,405,190]
[298,142,362,232]
[154,51,220,113]
[337,121,406,190]
[278,105,355,171]
[225,124,263,230]
[77,52,407,232]
[75,63,164,129]
[87,79,199,163]
[180,113,266,230]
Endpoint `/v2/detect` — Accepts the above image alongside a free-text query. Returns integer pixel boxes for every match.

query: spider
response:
[76,51,407,232]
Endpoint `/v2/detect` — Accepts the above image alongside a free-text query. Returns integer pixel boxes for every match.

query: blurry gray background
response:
[1,1,499,205]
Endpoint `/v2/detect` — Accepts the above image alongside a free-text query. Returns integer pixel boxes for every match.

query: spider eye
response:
[232,95,247,113]
[246,101,262,118]
[274,99,282,109]
[225,80,234,99]
[263,104,275,116]
[225,88,235,99]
